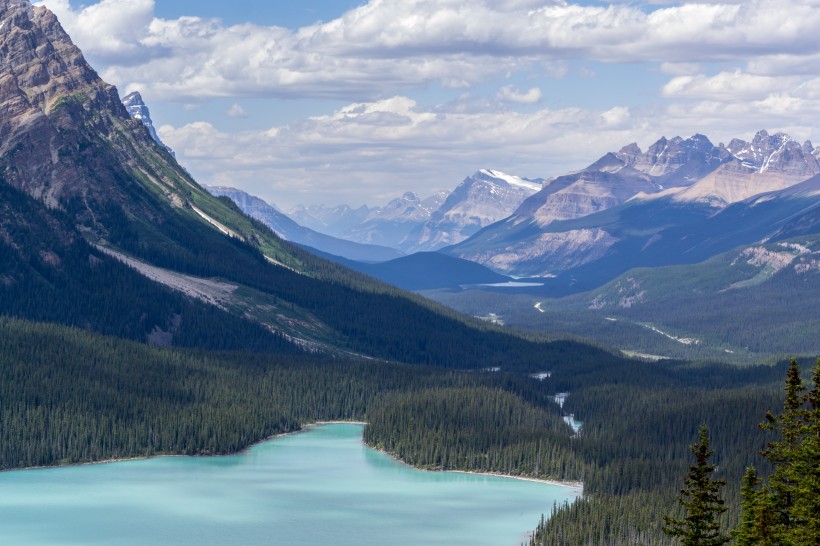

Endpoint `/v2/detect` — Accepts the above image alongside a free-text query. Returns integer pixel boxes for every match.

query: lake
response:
[0,423,581,546]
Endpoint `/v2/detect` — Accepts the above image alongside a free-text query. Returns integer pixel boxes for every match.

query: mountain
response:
[288,203,372,237]
[205,185,403,262]
[0,0,587,372]
[446,132,820,285]
[399,169,543,252]
[291,169,541,254]
[343,191,445,248]
[291,191,449,249]
[305,249,514,291]
[432,232,820,362]
[667,131,820,206]
[122,91,175,157]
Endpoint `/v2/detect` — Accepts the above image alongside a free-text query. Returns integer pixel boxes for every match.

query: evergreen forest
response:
[2,313,816,544]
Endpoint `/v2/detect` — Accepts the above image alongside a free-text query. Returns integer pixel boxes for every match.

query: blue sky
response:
[35,0,820,209]
[153,1,363,29]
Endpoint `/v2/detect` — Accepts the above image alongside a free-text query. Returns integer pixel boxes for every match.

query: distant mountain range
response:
[401,169,542,253]
[289,169,541,253]
[443,131,820,288]
[289,191,448,250]
[203,128,820,309]
[205,186,403,262]
[416,134,820,362]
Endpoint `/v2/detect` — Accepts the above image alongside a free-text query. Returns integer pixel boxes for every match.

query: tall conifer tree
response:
[664,425,729,546]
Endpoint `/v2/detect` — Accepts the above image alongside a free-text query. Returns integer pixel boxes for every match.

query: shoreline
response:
[368,445,584,494]
[445,469,583,493]
[3,426,310,474]
[5,421,585,495]
[2,421,370,474]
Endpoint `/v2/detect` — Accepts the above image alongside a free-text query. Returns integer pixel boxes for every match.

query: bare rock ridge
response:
[444,130,820,279]
[0,0,227,242]
[0,0,129,207]
[400,169,543,252]
[122,91,175,157]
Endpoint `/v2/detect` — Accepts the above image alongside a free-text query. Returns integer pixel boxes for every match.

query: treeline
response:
[364,387,583,480]
[359,347,793,545]
[0,316,569,470]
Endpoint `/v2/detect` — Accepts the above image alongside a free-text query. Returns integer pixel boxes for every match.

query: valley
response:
[1,0,819,545]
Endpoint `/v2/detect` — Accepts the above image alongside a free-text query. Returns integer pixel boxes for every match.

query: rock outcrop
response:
[0,0,192,232]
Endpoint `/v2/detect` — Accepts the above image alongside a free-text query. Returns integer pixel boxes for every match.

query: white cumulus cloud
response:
[497,86,543,104]
[35,0,820,101]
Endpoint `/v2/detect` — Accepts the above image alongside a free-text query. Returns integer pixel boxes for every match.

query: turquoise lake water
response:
[0,423,581,546]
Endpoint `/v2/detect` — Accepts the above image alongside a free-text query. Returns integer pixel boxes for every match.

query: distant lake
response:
[0,423,580,546]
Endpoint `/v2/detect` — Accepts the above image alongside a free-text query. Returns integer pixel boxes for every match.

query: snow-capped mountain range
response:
[114,94,820,293]
[445,130,820,286]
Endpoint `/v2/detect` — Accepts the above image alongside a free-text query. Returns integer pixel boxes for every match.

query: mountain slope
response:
[206,185,403,262]
[307,250,514,291]
[400,169,542,252]
[447,132,820,284]
[0,0,610,372]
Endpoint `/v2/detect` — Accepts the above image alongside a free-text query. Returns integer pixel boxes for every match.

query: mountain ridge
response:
[444,130,820,282]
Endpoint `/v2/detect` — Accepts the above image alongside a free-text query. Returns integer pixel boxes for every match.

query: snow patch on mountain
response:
[122,91,175,157]
[400,169,541,252]
[478,169,542,192]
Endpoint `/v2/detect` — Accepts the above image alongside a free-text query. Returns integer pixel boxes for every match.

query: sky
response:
[33,0,820,210]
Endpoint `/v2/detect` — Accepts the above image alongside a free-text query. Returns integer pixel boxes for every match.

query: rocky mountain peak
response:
[122,91,175,157]
[0,0,203,234]
[726,130,819,176]
[616,133,723,181]
[0,0,120,117]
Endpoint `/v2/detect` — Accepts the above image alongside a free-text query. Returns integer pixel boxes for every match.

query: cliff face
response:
[0,0,191,233]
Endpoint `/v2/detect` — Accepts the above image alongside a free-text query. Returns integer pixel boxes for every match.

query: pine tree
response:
[664,425,729,546]
[737,358,820,545]
[731,467,779,546]
[789,359,820,546]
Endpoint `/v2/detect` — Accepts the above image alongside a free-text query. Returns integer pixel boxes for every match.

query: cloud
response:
[662,70,799,100]
[158,96,645,207]
[30,0,820,208]
[34,0,155,64]
[35,0,820,101]
[497,86,543,104]
[226,103,248,118]
[155,86,820,208]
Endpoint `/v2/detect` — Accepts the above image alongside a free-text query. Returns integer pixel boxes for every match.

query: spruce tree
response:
[732,467,778,546]
[737,358,820,545]
[664,425,729,546]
